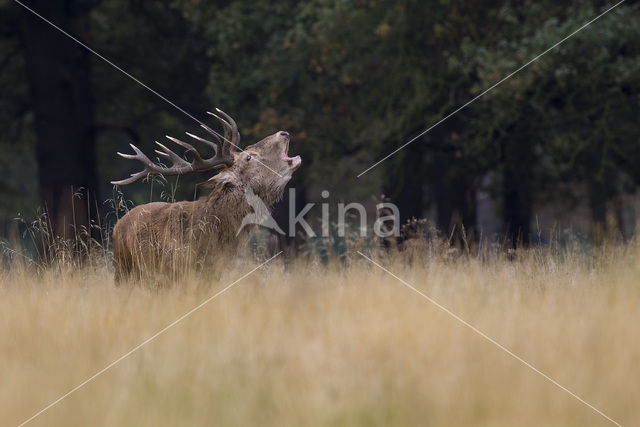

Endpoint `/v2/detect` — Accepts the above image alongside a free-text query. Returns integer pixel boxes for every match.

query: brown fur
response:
[113,131,300,282]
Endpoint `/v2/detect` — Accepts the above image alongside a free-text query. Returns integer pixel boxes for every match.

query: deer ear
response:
[207,168,238,186]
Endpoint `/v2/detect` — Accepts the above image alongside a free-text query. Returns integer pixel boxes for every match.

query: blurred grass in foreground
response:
[1,243,639,426]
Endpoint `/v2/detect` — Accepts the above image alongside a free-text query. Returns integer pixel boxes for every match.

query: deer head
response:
[112,108,301,203]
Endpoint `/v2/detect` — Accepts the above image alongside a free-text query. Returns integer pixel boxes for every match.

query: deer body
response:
[111,109,300,281]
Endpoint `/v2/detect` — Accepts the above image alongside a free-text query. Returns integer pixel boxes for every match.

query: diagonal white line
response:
[357,0,627,178]
[12,0,282,178]
[16,251,283,427]
[357,251,622,426]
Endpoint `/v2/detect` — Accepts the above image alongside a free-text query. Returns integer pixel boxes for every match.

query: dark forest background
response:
[1,0,640,252]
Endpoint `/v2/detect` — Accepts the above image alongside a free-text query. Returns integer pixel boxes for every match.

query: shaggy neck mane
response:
[189,171,289,246]
[198,180,251,231]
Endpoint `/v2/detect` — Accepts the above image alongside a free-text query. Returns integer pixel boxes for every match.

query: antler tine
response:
[185,132,218,154]
[117,143,152,165]
[112,110,241,186]
[206,112,232,142]
[215,108,240,149]
[155,141,191,167]
[166,135,203,161]
[200,123,224,142]
[112,144,160,185]
[207,110,239,158]
[111,170,151,186]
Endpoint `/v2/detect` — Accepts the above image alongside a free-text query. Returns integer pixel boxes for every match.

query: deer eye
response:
[246,155,252,161]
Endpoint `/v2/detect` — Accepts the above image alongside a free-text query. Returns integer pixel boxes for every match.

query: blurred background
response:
[1,0,639,253]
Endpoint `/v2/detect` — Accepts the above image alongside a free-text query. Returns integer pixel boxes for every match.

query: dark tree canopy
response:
[1,0,639,247]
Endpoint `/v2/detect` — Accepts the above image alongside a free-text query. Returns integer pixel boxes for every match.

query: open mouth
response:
[282,137,301,169]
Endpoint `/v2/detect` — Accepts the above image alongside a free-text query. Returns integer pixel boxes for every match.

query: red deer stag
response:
[111,109,301,281]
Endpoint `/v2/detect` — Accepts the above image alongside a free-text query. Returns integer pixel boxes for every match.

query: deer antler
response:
[111,108,240,185]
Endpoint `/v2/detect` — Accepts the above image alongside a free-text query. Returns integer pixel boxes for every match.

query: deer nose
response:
[279,131,290,138]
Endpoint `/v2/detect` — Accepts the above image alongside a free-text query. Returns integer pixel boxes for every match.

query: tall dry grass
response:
[1,243,639,426]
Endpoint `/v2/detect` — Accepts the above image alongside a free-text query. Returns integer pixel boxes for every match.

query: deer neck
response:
[194,174,286,245]
[194,182,254,235]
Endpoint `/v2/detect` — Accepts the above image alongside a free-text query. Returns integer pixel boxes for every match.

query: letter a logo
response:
[236,188,285,236]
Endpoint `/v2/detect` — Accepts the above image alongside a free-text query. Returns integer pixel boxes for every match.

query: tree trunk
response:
[501,139,533,248]
[18,0,98,240]
[390,143,424,223]
[588,180,608,245]
[431,152,478,246]
[432,152,452,234]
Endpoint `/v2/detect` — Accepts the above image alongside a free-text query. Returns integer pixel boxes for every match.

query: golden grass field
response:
[1,245,639,426]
